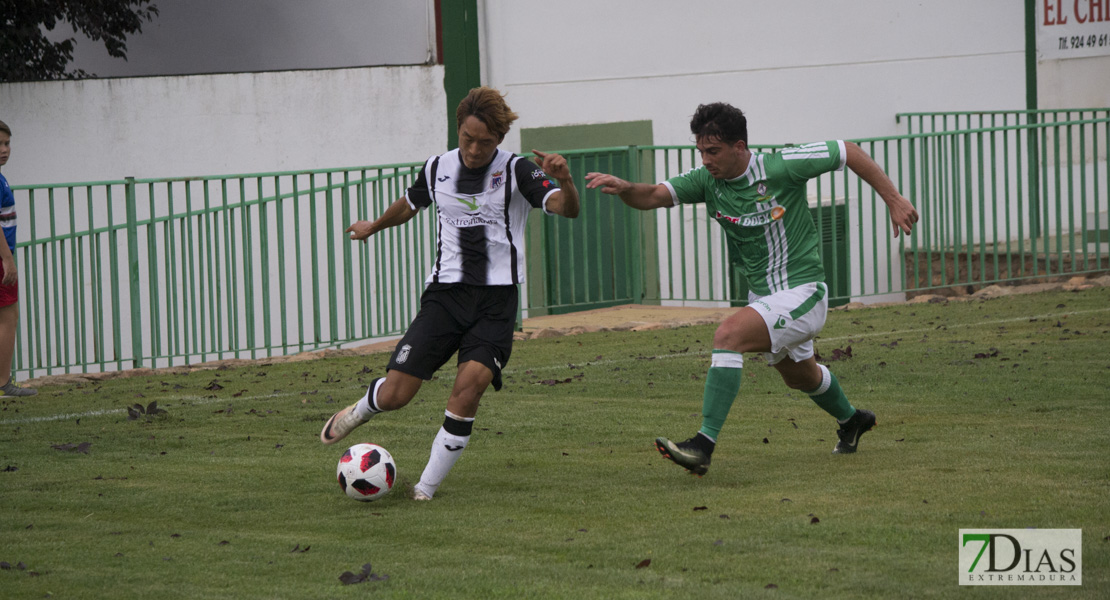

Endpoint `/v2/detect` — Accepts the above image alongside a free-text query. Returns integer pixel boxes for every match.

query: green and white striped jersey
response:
[663,141,847,296]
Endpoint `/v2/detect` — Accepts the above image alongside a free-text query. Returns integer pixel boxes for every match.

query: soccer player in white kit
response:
[321,87,581,499]
[586,103,918,475]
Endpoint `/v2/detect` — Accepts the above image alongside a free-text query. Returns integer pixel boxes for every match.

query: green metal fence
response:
[523,147,641,315]
[894,109,1109,292]
[14,163,434,377]
[641,112,1108,307]
[12,110,1109,379]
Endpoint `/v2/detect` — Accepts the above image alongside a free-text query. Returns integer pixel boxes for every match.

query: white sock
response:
[352,378,385,421]
[414,410,473,499]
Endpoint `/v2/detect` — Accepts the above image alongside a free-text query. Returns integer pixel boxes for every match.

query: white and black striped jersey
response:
[405,148,560,286]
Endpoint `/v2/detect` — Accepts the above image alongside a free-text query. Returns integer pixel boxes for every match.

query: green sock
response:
[806,364,855,421]
[698,350,744,440]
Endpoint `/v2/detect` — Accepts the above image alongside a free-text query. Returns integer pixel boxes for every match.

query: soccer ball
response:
[337,443,396,501]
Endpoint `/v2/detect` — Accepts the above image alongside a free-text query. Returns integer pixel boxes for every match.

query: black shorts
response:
[387,283,517,391]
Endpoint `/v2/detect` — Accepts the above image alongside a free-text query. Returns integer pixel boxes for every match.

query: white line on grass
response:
[6,306,1107,426]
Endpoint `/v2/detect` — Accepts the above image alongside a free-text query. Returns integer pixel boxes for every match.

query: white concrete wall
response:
[52,0,435,77]
[482,0,1028,152]
[1,66,446,186]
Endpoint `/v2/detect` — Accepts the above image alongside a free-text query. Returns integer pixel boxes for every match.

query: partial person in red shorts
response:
[0,119,36,397]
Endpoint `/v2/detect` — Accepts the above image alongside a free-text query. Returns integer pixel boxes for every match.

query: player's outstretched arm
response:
[533,150,580,218]
[345,197,418,243]
[584,172,673,211]
[844,142,919,237]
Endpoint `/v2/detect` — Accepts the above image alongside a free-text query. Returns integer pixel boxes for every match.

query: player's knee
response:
[376,378,418,411]
[447,387,484,417]
[777,364,822,391]
[780,374,812,390]
[454,378,489,403]
[712,323,744,351]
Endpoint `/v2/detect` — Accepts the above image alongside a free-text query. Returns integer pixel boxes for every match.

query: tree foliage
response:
[0,0,159,83]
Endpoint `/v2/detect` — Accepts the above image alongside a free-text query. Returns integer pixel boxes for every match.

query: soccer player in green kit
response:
[585,103,918,475]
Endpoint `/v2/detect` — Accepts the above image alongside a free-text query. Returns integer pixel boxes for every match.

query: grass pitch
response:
[2,287,1108,599]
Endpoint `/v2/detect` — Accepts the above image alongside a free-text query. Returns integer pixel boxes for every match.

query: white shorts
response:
[746,282,829,365]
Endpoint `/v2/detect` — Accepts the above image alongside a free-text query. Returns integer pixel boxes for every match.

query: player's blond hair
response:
[456,87,518,141]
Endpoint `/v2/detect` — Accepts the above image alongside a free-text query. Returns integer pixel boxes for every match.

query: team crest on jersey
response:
[490,171,504,191]
[755,182,774,202]
[396,344,412,364]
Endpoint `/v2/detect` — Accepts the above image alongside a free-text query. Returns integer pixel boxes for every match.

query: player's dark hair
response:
[456,87,518,141]
[690,103,747,145]
[0,120,10,137]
